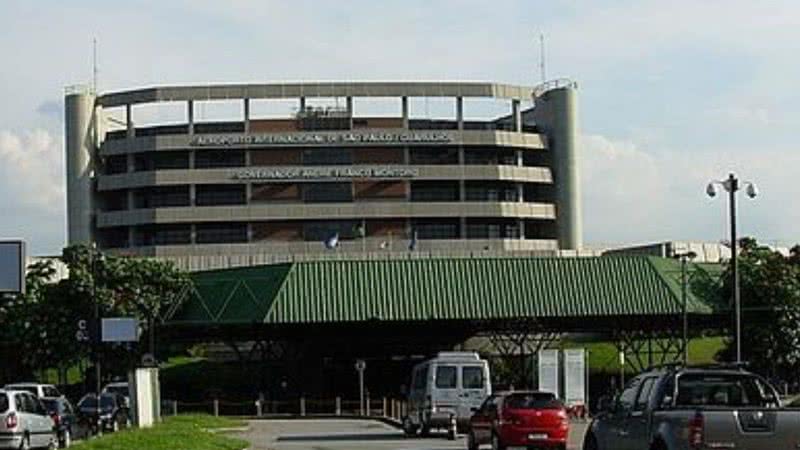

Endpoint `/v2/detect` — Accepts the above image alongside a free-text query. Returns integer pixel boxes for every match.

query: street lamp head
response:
[745,183,758,199]
[706,182,718,198]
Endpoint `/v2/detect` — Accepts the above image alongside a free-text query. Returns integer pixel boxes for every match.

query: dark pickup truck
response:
[584,364,800,450]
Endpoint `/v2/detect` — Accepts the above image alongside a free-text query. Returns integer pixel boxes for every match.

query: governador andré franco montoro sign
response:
[233,166,420,180]
[190,131,453,146]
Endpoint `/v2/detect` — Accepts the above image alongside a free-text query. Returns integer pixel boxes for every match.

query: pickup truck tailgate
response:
[703,409,800,450]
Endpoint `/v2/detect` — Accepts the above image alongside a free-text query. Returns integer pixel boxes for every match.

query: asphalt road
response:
[235,418,589,450]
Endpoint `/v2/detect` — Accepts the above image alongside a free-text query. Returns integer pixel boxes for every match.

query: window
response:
[412,367,429,390]
[0,394,7,414]
[480,395,499,413]
[435,366,457,389]
[617,378,642,412]
[195,149,245,168]
[302,220,359,242]
[505,393,560,409]
[413,220,460,240]
[303,183,352,203]
[409,147,458,165]
[302,148,352,165]
[410,182,459,202]
[43,386,61,398]
[14,395,26,412]
[462,367,484,389]
[675,374,775,407]
[133,151,190,171]
[195,185,246,206]
[195,223,248,244]
[635,378,656,411]
[134,225,191,246]
[103,155,128,174]
[133,186,190,209]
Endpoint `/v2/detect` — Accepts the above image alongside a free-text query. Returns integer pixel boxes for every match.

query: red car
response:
[467,391,569,450]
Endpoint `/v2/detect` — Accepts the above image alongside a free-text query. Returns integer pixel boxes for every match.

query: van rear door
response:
[458,365,489,420]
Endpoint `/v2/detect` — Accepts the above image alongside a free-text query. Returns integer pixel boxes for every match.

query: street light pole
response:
[706,173,757,365]
[728,174,741,364]
[675,251,697,364]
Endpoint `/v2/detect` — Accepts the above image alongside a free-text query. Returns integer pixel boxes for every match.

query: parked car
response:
[76,393,129,434]
[403,352,492,440]
[584,363,800,450]
[3,383,62,399]
[101,382,129,406]
[467,391,569,450]
[40,397,83,448]
[0,389,57,449]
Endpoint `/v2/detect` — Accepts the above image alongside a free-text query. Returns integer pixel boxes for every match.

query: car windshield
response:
[106,386,128,396]
[0,394,7,414]
[676,373,774,407]
[505,393,561,409]
[80,396,115,409]
[40,398,57,413]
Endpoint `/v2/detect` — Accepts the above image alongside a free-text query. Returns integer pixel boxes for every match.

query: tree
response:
[1,244,190,381]
[707,238,800,380]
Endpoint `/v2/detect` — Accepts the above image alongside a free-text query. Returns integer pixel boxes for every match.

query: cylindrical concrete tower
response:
[533,84,582,250]
[64,88,97,245]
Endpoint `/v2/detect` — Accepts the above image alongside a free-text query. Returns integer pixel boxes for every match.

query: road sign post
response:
[355,359,366,416]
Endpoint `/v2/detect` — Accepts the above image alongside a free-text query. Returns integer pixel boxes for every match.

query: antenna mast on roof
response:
[92,37,98,93]
[539,32,546,83]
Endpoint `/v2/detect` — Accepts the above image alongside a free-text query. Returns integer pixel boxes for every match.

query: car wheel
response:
[420,425,430,437]
[491,433,506,450]
[583,432,599,450]
[467,431,479,450]
[61,429,71,448]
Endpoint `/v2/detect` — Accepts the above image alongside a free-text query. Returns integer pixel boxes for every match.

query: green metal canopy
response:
[166,256,716,326]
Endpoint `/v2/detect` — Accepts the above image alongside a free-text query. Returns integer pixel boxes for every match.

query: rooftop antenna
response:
[92,37,98,93]
[539,32,546,83]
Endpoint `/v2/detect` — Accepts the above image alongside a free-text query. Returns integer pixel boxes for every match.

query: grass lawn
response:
[561,336,726,373]
[73,415,249,450]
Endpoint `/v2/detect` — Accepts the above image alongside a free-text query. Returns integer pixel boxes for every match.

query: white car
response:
[101,383,129,405]
[403,352,492,439]
[0,389,57,449]
[3,383,61,399]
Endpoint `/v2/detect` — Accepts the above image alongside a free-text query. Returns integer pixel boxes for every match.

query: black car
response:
[41,397,84,448]
[76,393,129,434]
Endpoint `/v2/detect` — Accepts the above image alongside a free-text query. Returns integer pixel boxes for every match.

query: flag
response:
[324,232,339,250]
[408,230,418,251]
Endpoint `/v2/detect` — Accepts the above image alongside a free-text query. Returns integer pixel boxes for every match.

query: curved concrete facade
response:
[65,90,96,245]
[65,80,582,262]
[533,84,582,250]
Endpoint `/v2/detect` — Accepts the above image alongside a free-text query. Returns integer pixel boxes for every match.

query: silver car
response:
[0,390,56,449]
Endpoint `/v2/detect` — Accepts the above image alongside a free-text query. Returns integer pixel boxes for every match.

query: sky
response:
[0,0,798,255]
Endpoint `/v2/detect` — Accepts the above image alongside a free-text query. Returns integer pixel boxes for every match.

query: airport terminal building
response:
[65,80,582,268]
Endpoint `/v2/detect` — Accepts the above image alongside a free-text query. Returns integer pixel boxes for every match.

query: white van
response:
[403,352,491,439]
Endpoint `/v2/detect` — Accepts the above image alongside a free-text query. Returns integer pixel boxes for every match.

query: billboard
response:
[564,348,587,406]
[0,241,25,295]
[537,349,560,397]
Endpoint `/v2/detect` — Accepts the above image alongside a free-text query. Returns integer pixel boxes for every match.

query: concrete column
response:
[460,217,467,240]
[532,85,582,250]
[245,183,252,204]
[187,100,194,135]
[403,146,410,165]
[516,149,523,167]
[189,185,196,206]
[299,97,306,112]
[517,183,524,202]
[401,96,409,129]
[127,153,135,173]
[127,190,135,209]
[346,96,354,129]
[190,224,197,244]
[518,219,525,240]
[127,226,135,248]
[65,90,97,245]
[512,99,521,132]
[188,150,195,170]
[243,98,250,134]
[126,103,134,138]
[456,96,464,130]
[246,222,253,243]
